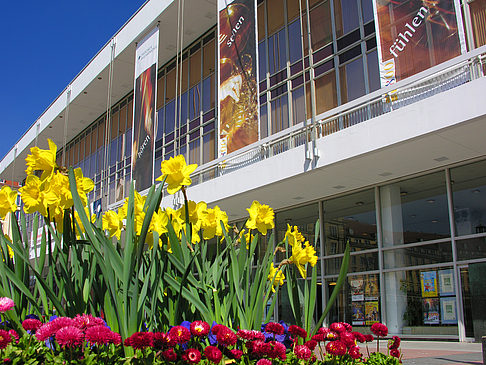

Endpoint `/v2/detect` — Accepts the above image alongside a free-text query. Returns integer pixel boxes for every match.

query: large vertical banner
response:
[218,0,259,157]
[132,27,159,191]
[372,0,466,88]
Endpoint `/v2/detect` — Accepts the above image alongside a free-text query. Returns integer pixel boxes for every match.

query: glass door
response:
[458,265,474,339]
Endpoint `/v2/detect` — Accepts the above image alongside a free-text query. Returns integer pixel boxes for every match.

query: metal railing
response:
[190,47,486,188]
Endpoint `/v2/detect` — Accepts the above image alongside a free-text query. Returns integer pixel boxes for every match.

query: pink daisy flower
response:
[55,326,84,347]
[0,297,14,313]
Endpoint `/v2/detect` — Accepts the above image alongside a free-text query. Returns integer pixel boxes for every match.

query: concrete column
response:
[380,185,407,334]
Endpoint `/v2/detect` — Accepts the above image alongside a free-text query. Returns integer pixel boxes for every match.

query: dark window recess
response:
[203,32,215,44]
[158,69,165,79]
[182,52,188,61]
[155,149,162,159]
[179,124,187,135]
[189,119,200,131]
[304,56,309,68]
[190,130,200,141]
[203,121,215,133]
[290,61,303,75]
[203,109,215,123]
[127,156,131,165]
[337,29,361,51]
[364,21,375,36]
[366,37,377,51]
[110,166,116,175]
[260,93,267,104]
[166,132,175,142]
[167,61,176,71]
[339,45,362,63]
[313,45,333,64]
[257,0,263,4]
[291,71,310,88]
[190,43,201,54]
[259,80,267,92]
[270,83,288,98]
[155,139,163,150]
[314,60,334,77]
[270,69,287,87]
[165,143,174,153]
[178,136,187,145]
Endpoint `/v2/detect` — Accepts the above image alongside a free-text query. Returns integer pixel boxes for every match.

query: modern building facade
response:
[1,0,486,342]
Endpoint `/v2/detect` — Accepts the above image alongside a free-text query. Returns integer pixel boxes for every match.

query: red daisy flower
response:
[256,359,272,365]
[304,340,317,351]
[370,323,388,337]
[168,326,191,344]
[183,348,201,364]
[204,345,223,363]
[330,322,346,333]
[249,340,271,357]
[229,349,243,360]
[267,341,286,360]
[162,348,178,362]
[294,344,312,360]
[388,335,401,349]
[85,325,120,345]
[190,321,210,337]
[288,325,307,339]
[216,326,237,347]
[153,332,176,349]
[326,331,339,341]
[343,323,352,332]
[317,327,330,335]
[237,329,265,341]
[0,330,12,349]
[211,324,224,335]
[50,317,76,333]
[348,345,362,359]
[390,348,400,358]
[22,319,42,332]
[340,331,356,348]
[352,332,367,343]
[264,322,284,335]
[35,323,55,342]
[364,334,374,342]
[325,340,347,356]
[73,314,105,330]
[311,333,325,342]
[56,326,84,348]
[124,332,153,350]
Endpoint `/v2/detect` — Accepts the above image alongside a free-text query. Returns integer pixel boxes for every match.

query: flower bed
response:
[0,304,402,364]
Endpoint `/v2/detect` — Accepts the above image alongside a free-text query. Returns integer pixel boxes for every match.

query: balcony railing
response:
[190,46,486,188]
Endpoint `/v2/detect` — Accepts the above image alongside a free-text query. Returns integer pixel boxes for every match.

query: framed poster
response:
[439,269,455,296]
[352,302,365,326]
[350,276,365,301]
[420,271,438,297]
[365,301,380,325]
[422,298,440,324]
[365,275,379,300]
[440,297,457,324]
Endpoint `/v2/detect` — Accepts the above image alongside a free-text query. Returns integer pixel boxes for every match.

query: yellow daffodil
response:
[25,138,58,179]
[166,207,184,238]
[147,209,169,249]
[74,207,96,238]
[285,224,305,247]
[186,200,207,244]
[289,241,318,278]
[0,186,18,219]
[238,229,254,249]
[268,262,285,292]
[74,168,94,207]
[19,175,48,216]
[200,205,229,240]
[156,155,197,194]
[102,210,124,240]
[245,200,275,235]
[2,235,14,260]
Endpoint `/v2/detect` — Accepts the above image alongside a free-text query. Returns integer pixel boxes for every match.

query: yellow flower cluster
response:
[286,224,318,278]
[1,139,95,231]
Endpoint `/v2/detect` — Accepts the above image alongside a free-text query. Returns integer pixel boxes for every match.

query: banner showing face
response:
[373,0,465,87]
[218,0,259,157]
[132,27,159,191]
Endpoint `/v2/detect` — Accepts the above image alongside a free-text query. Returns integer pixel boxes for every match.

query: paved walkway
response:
[369,340,483,365]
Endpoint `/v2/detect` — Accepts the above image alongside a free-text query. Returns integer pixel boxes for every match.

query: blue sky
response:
[0,1,146,161]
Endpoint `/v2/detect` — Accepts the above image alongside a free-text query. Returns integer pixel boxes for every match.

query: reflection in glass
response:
[323,189,377,256]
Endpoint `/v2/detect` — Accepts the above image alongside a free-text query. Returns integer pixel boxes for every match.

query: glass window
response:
[166,69,176,101]
[259,41,267,80]
[202,130,215,164]
[260,103,268,139]
[323,189,377,256]
[315,70,337,115]
[383,241,453,269]
[380,172,450,246]
[268,29,287,75]
[367,50,380,92]
[271,94,289,134]
[203,39,215,78]
[384,268,458,337]
[334,0,360,37]
[288,19,303,64]
[258,3,265,41]
[310,1,332,50]
[190,49,202,88]
[189,139,200,165]
[291,85,305,125]
[451,160,486,236]
[156,107,165,141]
[157,74,165,107]
[189,84,201,121]
[361,0,374,24]
[340,57,366,103]
[267,0,285,35]
[165,101,176,135]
